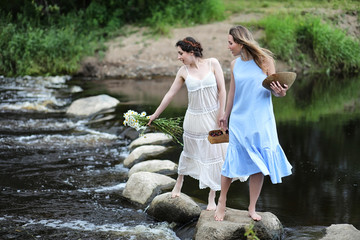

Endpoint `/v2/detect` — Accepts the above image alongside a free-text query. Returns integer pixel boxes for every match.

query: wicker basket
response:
[208,129,229,144]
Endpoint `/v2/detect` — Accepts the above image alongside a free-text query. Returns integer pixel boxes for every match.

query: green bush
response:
[0,15,96,76]
[305,17,360,73]
[260,13,360,74]
[0,0,225,76]
[145,0,225,35]
[261,14,298,61]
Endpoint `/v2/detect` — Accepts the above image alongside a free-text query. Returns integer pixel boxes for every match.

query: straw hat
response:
[262,72,297,90]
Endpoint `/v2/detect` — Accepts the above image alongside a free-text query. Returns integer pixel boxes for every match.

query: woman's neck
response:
[189,57,203,69]
[240,50,253,61]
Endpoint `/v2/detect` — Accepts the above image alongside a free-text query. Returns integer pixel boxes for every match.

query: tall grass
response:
[260,13,360,74]
[304,17,360,73]
[224,0,360,14]
[145,0,225,35]
[0,14,99,76]
[261,15,298,61]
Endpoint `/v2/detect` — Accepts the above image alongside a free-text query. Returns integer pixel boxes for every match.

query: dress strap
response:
[184,65,189,75]
[209,58,213,72]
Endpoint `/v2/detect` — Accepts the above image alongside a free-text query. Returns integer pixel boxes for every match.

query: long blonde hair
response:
[229,25,274,73]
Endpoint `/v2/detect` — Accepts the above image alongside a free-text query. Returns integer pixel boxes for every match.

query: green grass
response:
[0,0,225,76]
[223,0,360,14]
[258,13,360,74]
[0,16,102,76]
[145,0,225,35]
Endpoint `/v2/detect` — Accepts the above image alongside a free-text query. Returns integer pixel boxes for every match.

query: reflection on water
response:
[272,73,360,121]
[0,75,359,239]
[101,78,188,107]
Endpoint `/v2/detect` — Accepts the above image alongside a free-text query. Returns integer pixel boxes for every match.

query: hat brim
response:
[262,72,297,90]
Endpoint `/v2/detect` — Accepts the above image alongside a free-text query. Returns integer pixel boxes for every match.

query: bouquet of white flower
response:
[123,110,183,146]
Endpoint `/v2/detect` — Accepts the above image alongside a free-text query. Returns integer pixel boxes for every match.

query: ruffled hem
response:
[222,143,292,184]
[178,131,228,190]
[178,152,224,191]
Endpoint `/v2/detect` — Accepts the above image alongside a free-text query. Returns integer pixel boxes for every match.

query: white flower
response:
[123,109,147,132]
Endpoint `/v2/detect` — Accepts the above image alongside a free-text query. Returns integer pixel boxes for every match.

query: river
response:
[0,75,359,239]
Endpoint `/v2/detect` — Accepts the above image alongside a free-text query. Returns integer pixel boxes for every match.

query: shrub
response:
[0,16,96,76]
[0,0,226,76]
[260,13,360,74]
[261,14,298,61]
[145,0,225,34]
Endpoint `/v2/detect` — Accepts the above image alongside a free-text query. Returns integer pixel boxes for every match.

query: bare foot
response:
[248,210,262,221]
[206,190,216,211]
[214,200,226,221]
[171,191,180,198]
[171,176,183,198]
[171,185,181,198]
[206,201,216,211]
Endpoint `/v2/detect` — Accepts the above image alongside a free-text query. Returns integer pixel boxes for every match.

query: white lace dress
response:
[178,60,227,191]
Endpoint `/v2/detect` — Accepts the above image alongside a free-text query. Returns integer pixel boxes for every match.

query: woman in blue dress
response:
[214,25,293,221]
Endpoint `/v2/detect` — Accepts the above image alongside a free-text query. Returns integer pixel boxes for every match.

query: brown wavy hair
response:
[229,25,274,73]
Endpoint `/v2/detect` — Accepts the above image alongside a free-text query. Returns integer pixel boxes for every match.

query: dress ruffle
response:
[222,143,292,184]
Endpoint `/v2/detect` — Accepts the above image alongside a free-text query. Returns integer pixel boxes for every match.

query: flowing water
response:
[0,75,359,240]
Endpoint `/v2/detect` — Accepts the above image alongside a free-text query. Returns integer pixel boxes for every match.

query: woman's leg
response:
[214,176,232,221]
[248,172,264,221]
[171,174,184,197]
[206,189,217,211]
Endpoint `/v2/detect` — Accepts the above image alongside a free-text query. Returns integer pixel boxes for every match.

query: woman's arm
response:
[148,67,185,125]
[211,58,226,126]
[266,57,288,97]
[220,59,236,130]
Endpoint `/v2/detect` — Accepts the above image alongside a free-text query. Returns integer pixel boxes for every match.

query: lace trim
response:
[181,151,224,164]
[187,103,218,114]
[183,131,208,139]
[187,83,217,92]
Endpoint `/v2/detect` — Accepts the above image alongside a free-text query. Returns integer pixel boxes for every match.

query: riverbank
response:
[76,13,290,80]
[76,10,359,80]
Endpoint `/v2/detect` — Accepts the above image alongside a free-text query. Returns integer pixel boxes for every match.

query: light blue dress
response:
[221,57,292,184]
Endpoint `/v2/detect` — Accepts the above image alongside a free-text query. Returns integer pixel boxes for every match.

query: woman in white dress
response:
[148,37,227,210]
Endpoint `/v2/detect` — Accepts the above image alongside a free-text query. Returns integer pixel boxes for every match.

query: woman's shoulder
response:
[230,57,239,68]
[177,65,187,73]
[205,57,220,65]
[176,65,188,79]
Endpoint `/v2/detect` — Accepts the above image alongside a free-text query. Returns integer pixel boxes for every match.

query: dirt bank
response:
[76,11,359,80]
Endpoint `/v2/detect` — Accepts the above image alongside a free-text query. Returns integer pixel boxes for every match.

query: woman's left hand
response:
[218,113,228,131]
[270,81,288,97]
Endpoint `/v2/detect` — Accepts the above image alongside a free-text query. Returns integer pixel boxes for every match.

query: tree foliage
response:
[0,0,225,76]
